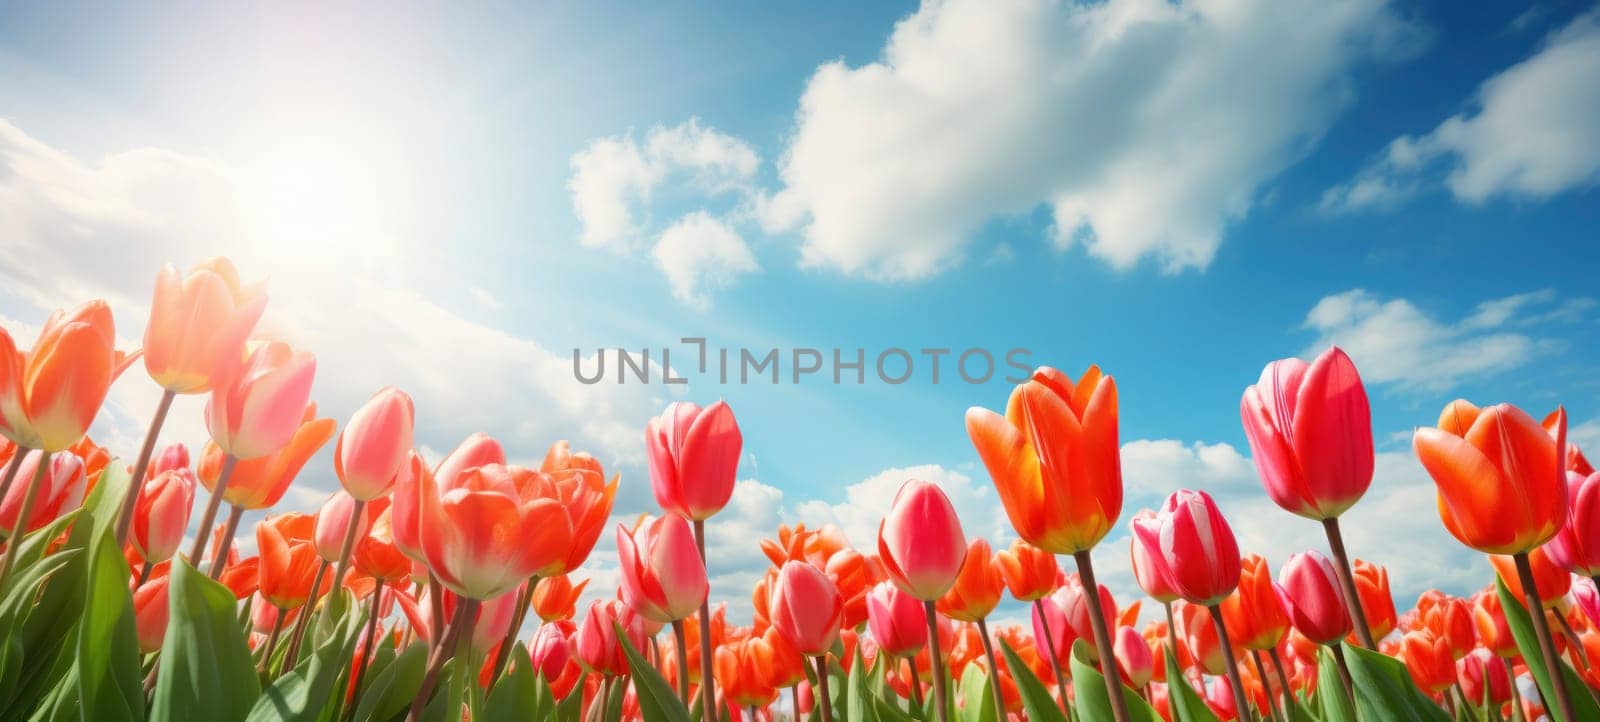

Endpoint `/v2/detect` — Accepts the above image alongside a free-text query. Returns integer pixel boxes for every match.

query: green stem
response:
[113,388,176,546]
[1513,551,1577,722]
[1073,550,1131,722]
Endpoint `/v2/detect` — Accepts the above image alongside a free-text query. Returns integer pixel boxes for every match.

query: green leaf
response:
[151,559,261,722]
[1340,642,1450,722]
[246,591,363,722]
[0,547,87,720]
[958,662,998,722]
[997,639,1069,722]
[74,528,145,722]
[1493,576,1600,722]
[484,643,543,719]
[847,650,881,722]
[617,622,693,722]
[351,641,428,722]
[1314,648,1355,722]
[1162,650,1221,722]
[1067,640,1161,722]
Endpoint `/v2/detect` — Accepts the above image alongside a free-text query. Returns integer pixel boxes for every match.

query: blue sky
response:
[1,0,1597,620]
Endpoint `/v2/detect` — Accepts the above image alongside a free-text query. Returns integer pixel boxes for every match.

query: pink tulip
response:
[770,561,844,657]
[1547,470,1600,576]
[1129,510,1180,603]
[1115,625,1153,689]
[645,401,742,521]
[1153,489,1241,606]
[1057,576,1117,658]
[530,619,575,684]
[130,468,195,564]
[1030,594,1075,667]
[389,451,433,562]
[1572,577,1600,629]
[865,581,928,658]
[878,479,967,600]
[574,599,646,677]
[1277,551,1351,645]
[616,514,708,623]
[0,450,86,538]
[205,341,317,460]
[148,442,190,477]
[1240,347,1374,520]
[314,491,370,562]
[333,387,415,500]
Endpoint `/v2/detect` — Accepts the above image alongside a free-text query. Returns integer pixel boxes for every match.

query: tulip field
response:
[0,257,1598,722]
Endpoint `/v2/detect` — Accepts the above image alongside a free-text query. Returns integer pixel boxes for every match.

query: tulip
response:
[1221,554,1290,651]
[206,341,317,461]
[1176,601,1227,675]
[878,479,968,600]
[996,539,1059,602]
[1574,578,1600,630]
[1147,490,1241,606]
[646,400,742,522]
[196,405,335,509]
[1399,629,1455,693]
[1031,593,1075,670]
[353,508,412,583]
[333,387,414,501]
[938,538,1004,622]
[1490,547,1570,608]
[1278,551,1351,645]
[133,569,171,654]
[390,450,440,562]
[418,461,573,601]
[1115,625,1154,689]
[574,599,646,677]
[1456,648,1511,707]
[967,364,1130,722]
[540,440,617,574]
[867,581,928,658]
[257,514,329,611]
[617,514,708,623]
[1239,347,1374,520]
[1130,510,1181,604]
[770,561,844,657]
[718,636,781,709]
[129,467,196,566]
[1470,590,1518,658]
[1421,595,1475,660]
[530,620,581,698]
[1349,559,1396,643]
[143,258,266,393]
[533,575,589,623]
[1547,470,1600,577]
[315,491,372,562]
[0,300,132,453]
[0,450,85,539]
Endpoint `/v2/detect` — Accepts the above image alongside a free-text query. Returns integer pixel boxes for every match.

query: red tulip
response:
[530,620,581,698]
[0,300,135,452]
[770,561,844,657]
[133,568,171,653]
[937,538,1004,622]
[417,460,573,600]
[1058,575,1118,658]
[1148,490,1241,606]
[1239,347,1374,520]
[1413,401,1567,554]
[196,404,335,509]
[1470,589,1517,658]
[147,442,190,477]
[574,599,646,677]
[965,365,1122,554]
[996,539,1060,602]
[205,341,317,460]
[878,478,967,600]
[1030,594,1074,668]
[866,581,927,658]
[143,258,265,394]
[1220,554,1289,651]
[0,450,86,538]
[1456,648,1511,705]
[616,514,707,623]
[1420,595,1475,660]
[645,401,742,521]
[1277,551,1351,645]
[1547,470,1600,576]
[333,387,414,500]
[129,467,195,564]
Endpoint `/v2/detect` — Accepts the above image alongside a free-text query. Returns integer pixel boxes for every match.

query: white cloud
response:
[760,0,1416,280]
[1120,439,1255,499]
[1323,10,1600,212]
[651,212,760,310]
[1300,288,1570,390]
[793,464,1012,550]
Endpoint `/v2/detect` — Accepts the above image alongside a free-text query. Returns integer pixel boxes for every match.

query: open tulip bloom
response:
[3,262,1600,722]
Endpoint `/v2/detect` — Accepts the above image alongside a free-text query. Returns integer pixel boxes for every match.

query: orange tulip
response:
[1420,594,1474,660]
[143,258,266,393]
[996,539,1061,602]
[1413,401,1568,554]
[133,566,172,653]
[354,508,411,582]
[197,404,335,509]
[1399,629,1454,693]
[0,300,135,452]
[938,538,1004,622]
[966,365,1122,554]
[257,513,330,610]
[1348,559,1396,643]
[1220,554,1289,651]
[717,635,780,708]
[1470,589,1518,658]
[533,442,617,576]
[417,460,572,600]
[1177,601,1227,676]
[532,574,589,623]
[1490,546,1570,607]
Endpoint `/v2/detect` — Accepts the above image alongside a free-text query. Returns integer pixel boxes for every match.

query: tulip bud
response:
[1456,648,1511,705]
[574,599,646,677]
[877,478,967,600]
[0,450,87,538]
[148,442,190,477]
[866,581,927,658]
[314,492,370,562]
[1348,559,1396,643]
[1239,347,1374,520]
[1150,489,1241,606]
[1030,594,1074,668]
[1115,625,1154,689]
[131,468,196,564]
[770,561,844,657]
[334,387,414,501]
[1129,510,1180,603]
[617,514,707,623]
[645,401,742,521]
[530,620,579,697]
[1277,551,1351,645]
[1058,576,1118,660]
[205,341,317,460]
[133,572,171,654]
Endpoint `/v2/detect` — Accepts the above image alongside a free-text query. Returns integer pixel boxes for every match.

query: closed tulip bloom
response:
[143,258,266,393]
[0,450,86,538]
[1150,489,1241,605]
[1239,347,1374,520]
[1547,470,1600,576]
[878,478,967,600]
[0,300,135,452]
[130,468,195,564]
[133,569,171,654]
[1413,401,1568,554]
[1115,625,1154,689]
[354,508,411,582]
[418,461,573,600]
[333,387,414,500]
[1030,595,1074,668]
[1456,648,1511,705]
[866,581,928,658]
[996,539,1060,602]
[1489,547,1570,607]
[314,491,372,562]
[1278,551,1351,645]
[389,450,437,561]
[1399,629,1454,693]
[1177,601,1227,675]
[465,587,521,655]
[197,404,335,509]
[574,599,646,677]
[1349,559,1396,642]
[529,620,577,692]
[1470,590,1518,658]
[966,366,1122,554]
[1129,510,1180,603]
[1574,578,1600,630]
[148,442,190,477]
[206,342,317,460]
[1205,675,1238,721]
[770,561,844,657]
[938,538,1004,622]
[645,401,742,521]
[616,514,707,623]
[532,574,589,623]
[1220,554,1289,651]
[1058,576,1119,657]
[257,514,327,610]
